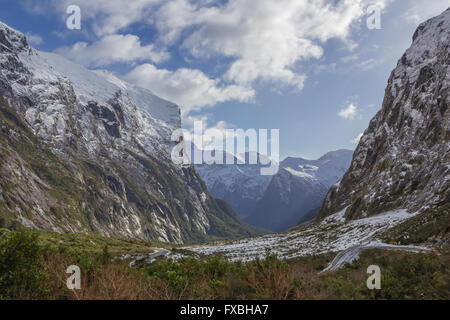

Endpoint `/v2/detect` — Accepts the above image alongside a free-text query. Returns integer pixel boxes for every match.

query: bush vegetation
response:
[0,228,448,300]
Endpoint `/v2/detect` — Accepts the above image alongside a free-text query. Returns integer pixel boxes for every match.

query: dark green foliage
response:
[0,229,449,300]
[382,204,450,245]
[144,255,244,299]
[100,245,112,265]
[316,249,450,300]
[0,229,47,299]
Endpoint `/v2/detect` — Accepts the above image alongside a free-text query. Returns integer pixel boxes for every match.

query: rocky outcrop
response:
[318,8,450,221]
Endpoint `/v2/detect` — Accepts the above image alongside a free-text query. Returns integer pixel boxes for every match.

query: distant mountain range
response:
[196,149,353,232]
[195,151,274,220]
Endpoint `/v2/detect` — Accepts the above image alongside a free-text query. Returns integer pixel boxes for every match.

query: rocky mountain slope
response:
[245,150,353,232]
[0,21,259,243]
[318,8,450,221]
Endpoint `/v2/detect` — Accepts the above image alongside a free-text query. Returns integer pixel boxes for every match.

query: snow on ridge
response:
[20,50,180,129]
[400,7,450,85]
[284,166,316,180]
[1,20,180,131]
[2,40,181,158]
[0,21,28,52]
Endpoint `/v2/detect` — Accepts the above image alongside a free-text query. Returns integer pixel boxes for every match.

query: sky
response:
[1,0,449,160]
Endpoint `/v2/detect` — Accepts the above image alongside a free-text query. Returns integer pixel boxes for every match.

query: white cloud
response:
[45,0,164,36]
[339,103,358,120]
[42,0,390,91]
[356,58,383,71]
[21,1,48,14]
[26,0,396,110]
[25,33,43,46]
[352,132,364,143]
[55,34,169,67]
[402,1,450,25]
[341,54,360,63]
[125,64,255,114]
[314,63,337,74]
[153,0,389,90]
[183,116,237,151]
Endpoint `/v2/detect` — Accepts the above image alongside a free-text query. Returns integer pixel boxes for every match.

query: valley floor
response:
[0,205,448,300]
[181,208,427,262]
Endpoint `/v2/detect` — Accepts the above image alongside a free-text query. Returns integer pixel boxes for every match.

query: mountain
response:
[0,21,260,243]
[195,151,274,219]
[245,150,353,232]
[318,8,450,222]
[196,148,352,230]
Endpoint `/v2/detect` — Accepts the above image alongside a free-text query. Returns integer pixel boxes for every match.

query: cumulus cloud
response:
[42,0,163,36]
[26,0,395,111]
[339,104,358,120]
[55,34,168,67]
[356,58,383,71]
[352,132,364,143]
[153,0,389,90]
[183,115,237,151]
[25,33,43,46]
[41,0,390,92]
[402,1,450,25]
[125,64,255,113]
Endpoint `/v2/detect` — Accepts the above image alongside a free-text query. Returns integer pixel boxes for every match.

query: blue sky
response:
[1,0,449,160]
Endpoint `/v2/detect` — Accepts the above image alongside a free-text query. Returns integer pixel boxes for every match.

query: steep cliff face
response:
[318,9,450,221]
[0,22,259,243]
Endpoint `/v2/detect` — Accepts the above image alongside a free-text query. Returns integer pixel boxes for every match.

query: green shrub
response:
[100,245,112,265]
[0,229,47,299]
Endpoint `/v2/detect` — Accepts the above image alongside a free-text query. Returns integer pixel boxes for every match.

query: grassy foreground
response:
[0,228,449,300]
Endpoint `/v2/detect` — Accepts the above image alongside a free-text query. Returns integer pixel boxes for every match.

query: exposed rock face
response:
[318,9,450,221]
[0,21,259,243]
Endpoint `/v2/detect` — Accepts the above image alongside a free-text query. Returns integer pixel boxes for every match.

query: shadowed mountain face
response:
[196,149,353,232]
[244,150,353,232]
[0,21,260,243]
[318,8,450,221]
[195,151,274,219]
